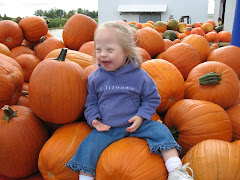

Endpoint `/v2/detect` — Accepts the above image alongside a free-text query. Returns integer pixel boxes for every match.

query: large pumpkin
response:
[207,45,240,78]
[63,14,97,50]
[96,137,167,180]
[45,48,93,69]
[163,43,201,79]
[137,27,165,58]
[142,59,185,113]
[0,20,24,49]
[226,104,240,141]
[181,34,210,62]
[0,53,24,108]
[164,99,232,157]
[38,122,92,180]
[185,61,239,109]
[28,48,88,124]
[0,105,48,178]
[182,139,240,180]
[19,16,48,43]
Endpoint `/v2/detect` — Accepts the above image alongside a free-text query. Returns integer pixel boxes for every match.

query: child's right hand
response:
[92,119,111,132]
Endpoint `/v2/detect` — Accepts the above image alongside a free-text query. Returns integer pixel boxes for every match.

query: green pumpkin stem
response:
[199,71,222,85]
[54,48,68,62]
[170,126,179,141]
[40,36,47,43]
[2,105,18,123]
[21,90,28,96]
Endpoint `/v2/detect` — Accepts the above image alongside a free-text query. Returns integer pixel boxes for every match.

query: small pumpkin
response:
[167,19,179,31]
[10,45,36,59]
[78,40,94,56]
[153,21,167,33]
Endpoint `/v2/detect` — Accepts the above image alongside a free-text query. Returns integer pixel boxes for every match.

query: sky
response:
[0,0,98,18]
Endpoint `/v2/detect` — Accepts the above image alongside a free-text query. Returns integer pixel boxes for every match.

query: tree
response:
[34,10,44,17]
[56,9,64,18]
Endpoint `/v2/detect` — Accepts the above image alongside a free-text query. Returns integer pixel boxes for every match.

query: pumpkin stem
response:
[2,105,18,123]
[199,71,222,85]
[170,126,179,141]
[54,48,68,62]
[22,90,28,96]
[40,36,47,43]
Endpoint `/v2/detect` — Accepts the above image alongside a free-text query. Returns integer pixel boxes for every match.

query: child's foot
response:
[167,163,194,180]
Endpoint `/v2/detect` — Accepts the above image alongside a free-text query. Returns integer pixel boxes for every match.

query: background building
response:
[98,0,236,32]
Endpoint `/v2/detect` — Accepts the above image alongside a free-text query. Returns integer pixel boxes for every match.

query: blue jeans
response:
[66,120,181,177]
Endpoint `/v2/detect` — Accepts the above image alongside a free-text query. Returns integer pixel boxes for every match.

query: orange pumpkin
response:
[29,48,88,124]
[137,27,165,58]
[45,48,93,69]
[226,104,240,141]
[16,96,30,108]
[38,122,92,180]
[34,36,66,60]
[190,27,205,37]
[163,43,201,79]
[79,40,94,56]
[205,20,216,29]
[142,59,185,113]
[0,105,48,178]
[181,34,210,62]
[0,43,11,56]
[205,31,219,43]
[163,39,174,51]
[164,99,233,157]
[84,64,99,77]
[182,139,240,180]
[185,61,239,109]
[19,16,48,43]
[0,20,24,49]
[136,47,152,61]
[191,22,202,28]
[10,45,36,59]
[63,14,97,50]
[0,53,24,108]
[15,54,41,82]
[207,45,240,78]
[218,30,232,42]
[96,137,167,179]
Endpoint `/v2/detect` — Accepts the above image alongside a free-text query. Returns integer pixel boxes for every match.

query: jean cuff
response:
[149,143,182,157]
[66,161,96,177]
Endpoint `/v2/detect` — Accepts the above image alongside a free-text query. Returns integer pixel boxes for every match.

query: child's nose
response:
[101,50,107,56]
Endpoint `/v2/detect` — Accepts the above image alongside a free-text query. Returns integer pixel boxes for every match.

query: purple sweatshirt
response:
[84,61,161,127]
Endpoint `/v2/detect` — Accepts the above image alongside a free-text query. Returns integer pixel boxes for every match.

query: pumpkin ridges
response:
[19,16,48,43]
[0,20,24,49]
[63,14,97,50]
[0,105,48,178]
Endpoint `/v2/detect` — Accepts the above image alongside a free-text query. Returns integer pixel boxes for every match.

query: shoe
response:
[167,163,194,180]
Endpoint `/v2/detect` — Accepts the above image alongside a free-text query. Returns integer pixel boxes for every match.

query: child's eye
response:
[107,49,113,52]
[96,49,101,53]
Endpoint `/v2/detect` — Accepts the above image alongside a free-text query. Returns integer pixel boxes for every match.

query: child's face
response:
[95,29,128,71]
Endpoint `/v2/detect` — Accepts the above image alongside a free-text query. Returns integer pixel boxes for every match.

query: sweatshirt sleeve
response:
[136,72,161,121]
[84,77,101,127]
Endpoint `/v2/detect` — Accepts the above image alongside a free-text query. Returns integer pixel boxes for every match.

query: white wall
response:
[98,0,210,25]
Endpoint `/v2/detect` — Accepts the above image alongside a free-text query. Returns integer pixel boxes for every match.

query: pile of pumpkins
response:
[0,14,239,180]
[128,19,231,44]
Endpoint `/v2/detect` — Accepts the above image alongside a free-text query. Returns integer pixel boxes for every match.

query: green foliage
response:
[47,18,68,28]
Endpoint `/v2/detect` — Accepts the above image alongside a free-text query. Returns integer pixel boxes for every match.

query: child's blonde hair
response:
[94,21,143,68]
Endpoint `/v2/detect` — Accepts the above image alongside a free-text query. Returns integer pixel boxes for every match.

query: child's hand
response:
[92,119,111,132]
[126,115,144,133]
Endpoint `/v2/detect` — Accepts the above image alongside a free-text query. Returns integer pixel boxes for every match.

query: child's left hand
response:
[126,115,144,133]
